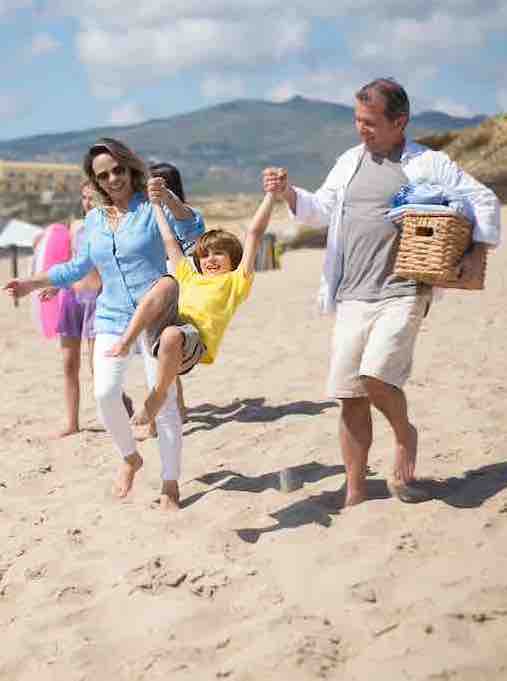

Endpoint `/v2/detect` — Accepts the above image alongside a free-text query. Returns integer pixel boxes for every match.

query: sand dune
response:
[0,208,506,680]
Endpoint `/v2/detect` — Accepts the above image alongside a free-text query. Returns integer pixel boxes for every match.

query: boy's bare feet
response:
[105,338,131,358]
[160,480,180,511]
[131,387,167,426]
[112,452,143,498]
[49,426,80,440]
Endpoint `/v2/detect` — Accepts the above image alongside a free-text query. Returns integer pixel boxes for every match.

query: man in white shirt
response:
[263,78,500,506]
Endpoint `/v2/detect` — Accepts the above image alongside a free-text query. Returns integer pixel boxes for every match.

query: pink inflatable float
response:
[31,223,71,339]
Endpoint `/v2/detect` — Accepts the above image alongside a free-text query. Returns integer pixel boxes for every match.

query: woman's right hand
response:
[39,287,59,301]
[3,279,36,299]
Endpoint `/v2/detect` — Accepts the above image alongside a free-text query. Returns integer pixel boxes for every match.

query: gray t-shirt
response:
[337,148,422,301]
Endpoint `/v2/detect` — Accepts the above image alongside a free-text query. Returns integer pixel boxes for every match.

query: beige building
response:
[0,159,83,197]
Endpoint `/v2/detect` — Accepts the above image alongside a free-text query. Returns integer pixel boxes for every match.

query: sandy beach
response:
[1,207,506,680]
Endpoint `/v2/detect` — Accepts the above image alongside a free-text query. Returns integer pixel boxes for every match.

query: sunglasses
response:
[95,165,127,183]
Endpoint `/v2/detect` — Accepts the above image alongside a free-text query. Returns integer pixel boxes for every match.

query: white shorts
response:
[327,294,430,399]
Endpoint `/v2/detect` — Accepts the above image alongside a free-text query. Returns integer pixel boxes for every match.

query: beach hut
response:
[0,218,43,306]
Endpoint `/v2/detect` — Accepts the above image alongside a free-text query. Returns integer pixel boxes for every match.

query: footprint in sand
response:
[126,556,188,595]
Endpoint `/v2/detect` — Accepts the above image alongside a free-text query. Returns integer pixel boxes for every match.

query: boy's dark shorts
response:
[144,275,206,375]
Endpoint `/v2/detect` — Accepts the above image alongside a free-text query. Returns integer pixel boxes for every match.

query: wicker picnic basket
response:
[394,211,487,290]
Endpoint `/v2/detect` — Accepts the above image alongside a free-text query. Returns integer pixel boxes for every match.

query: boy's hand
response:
[105,339,131,358]
[147,177,166,205]
[3,279,35,299]
[263,167,288,198]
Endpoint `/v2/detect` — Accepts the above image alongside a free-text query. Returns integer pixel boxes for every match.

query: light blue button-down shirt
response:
[48,193,204,335]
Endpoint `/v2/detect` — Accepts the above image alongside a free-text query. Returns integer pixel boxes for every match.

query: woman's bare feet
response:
[344,485,367,507]
[112,452,143,498]
[131,387,167,426]
[49,426,80,440]
[394,423,418,484]
[160,480,180,511]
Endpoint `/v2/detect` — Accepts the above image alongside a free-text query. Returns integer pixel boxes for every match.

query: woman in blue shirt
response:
[4,138,204,510]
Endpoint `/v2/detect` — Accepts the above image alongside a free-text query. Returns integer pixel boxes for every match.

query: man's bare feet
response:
[160,480,180,511]
[112,452,143,498]
[49,426,80,440]
[131,388,167,426]
[394,423,418,484]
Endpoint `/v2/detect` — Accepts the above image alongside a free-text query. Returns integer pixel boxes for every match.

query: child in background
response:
[106,177,279,427]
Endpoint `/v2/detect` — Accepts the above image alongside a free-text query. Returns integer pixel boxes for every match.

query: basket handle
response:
[415,225,434,238]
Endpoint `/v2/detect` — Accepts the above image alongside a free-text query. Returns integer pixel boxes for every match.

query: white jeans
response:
[93,333,182,480]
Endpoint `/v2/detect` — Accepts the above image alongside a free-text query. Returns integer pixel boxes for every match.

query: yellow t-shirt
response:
[175,258,254,364]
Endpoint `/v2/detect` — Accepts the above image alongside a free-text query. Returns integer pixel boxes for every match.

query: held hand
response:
[104,339,130,358]
[147,177,165,205]
[3,278,35,299]
[39,287,59,302]
[262,167,288,197]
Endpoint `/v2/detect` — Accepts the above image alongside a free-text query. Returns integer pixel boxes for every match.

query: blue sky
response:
[1,1,506,142]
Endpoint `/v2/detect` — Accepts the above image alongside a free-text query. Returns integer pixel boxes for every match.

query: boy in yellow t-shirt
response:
[106,176,280,427]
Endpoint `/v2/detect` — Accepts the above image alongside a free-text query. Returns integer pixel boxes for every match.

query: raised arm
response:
[240,192,277,275]
[148,177,184,266]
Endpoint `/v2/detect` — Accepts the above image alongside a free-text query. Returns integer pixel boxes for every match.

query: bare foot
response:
[112,452,143,498]
[131,388,167,426]
[49,426,80,440]
[159,480,180,511]
[345,487,367,507]
[394,423,418,485]
[105,339,130,358]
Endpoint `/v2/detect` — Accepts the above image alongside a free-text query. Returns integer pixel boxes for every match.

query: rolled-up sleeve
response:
[48,223,94,288]
[291,163,343,228]
[164,206,205,243]
[433,151,501,247]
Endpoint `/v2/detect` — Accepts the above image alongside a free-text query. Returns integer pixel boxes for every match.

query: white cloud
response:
[30,32,60,56]
[109,101,145,126]
[36,1,507,116]
[76,16,308,83]
[428,98,474,118]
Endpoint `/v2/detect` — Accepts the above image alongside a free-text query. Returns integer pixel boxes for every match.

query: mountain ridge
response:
[0,97,487,193]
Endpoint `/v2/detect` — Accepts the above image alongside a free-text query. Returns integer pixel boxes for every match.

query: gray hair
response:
[356,78,410,121]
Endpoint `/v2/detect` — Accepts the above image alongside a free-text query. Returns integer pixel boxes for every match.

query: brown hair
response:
[193,229,243,272]
[356,78,410,122]
[83,137,148,205]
